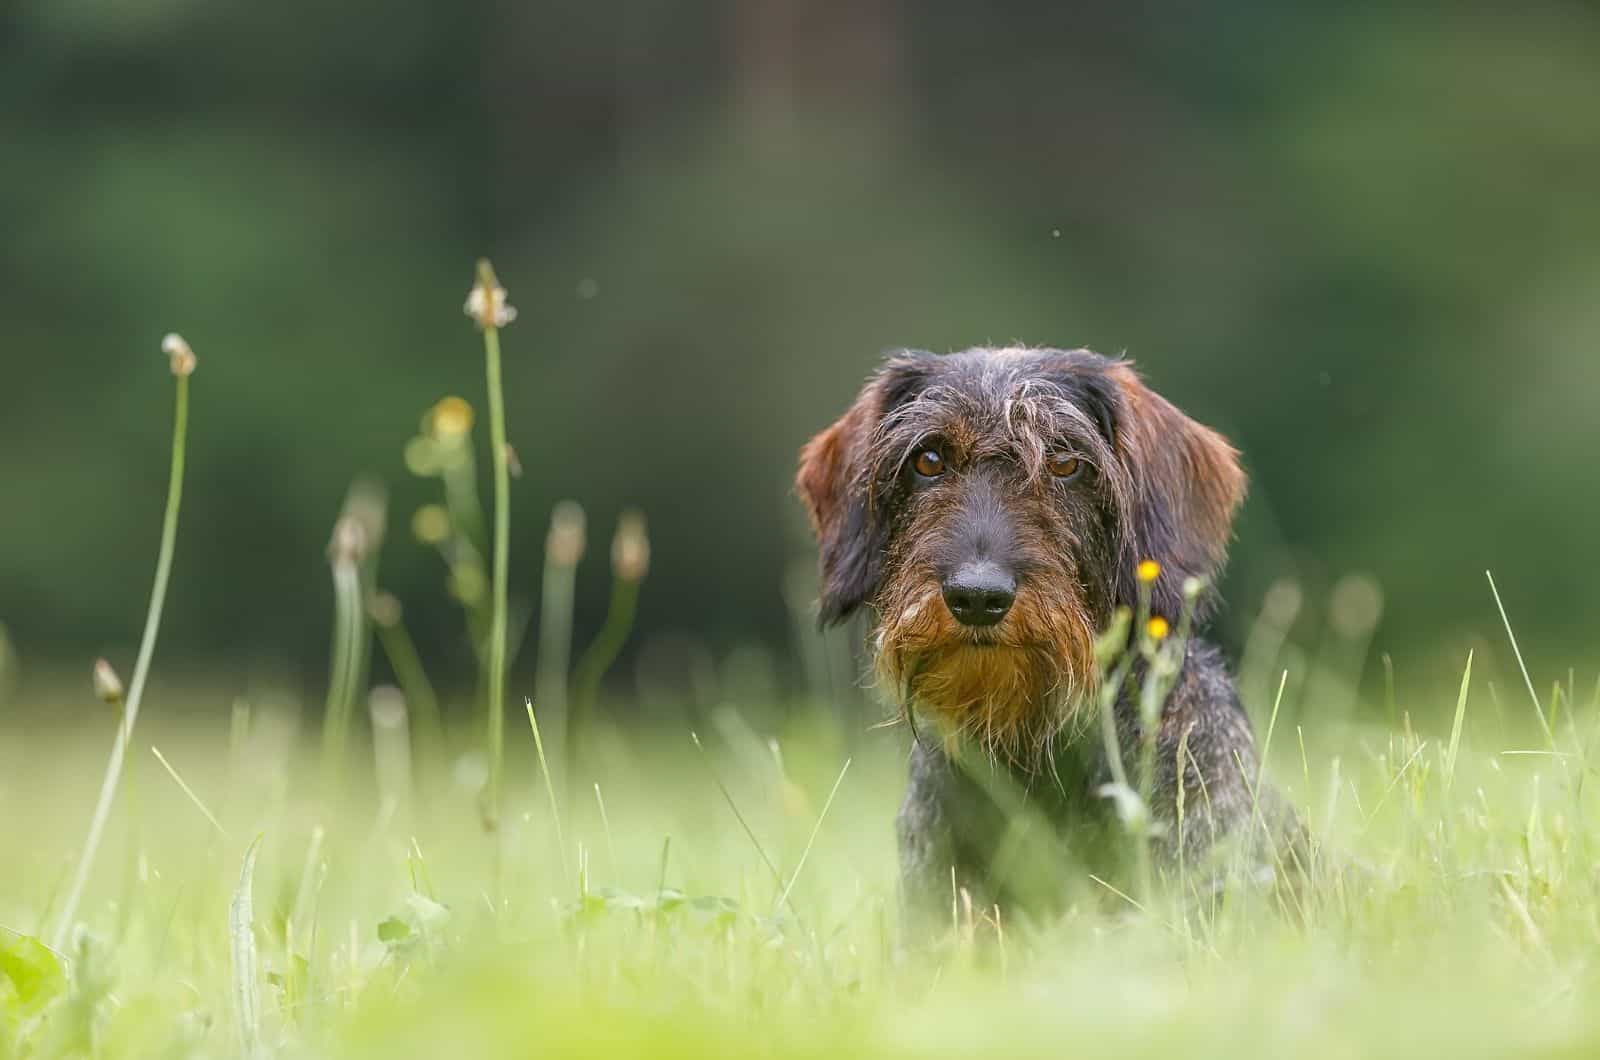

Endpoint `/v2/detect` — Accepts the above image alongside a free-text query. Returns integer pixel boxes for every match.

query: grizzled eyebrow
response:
[869,373,1119,484]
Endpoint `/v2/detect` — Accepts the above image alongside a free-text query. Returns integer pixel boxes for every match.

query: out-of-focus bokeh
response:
[4,1,1598,711]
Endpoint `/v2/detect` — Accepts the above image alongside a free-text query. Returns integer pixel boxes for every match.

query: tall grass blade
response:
[690,731,784,890]
[1485,570,1553,745]
[524,699,569,884]
[149,746,228,838]
[774,757,851,912]
[1443,650,1473,794]
[231,835,264,1059]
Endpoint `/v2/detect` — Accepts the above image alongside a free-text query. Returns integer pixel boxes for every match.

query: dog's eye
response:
[1047,453,1084,480]
[913,447,946,478]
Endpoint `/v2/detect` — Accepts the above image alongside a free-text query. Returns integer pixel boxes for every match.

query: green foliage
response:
[0,932,67,1052]
[376,893,451,957]
[8,4,1600,680]
[6,674,1600,1058]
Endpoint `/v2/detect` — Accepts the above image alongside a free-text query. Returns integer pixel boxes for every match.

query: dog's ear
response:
[796,356,928,625]
[1102,362,1246,616]
[796,385,885,625]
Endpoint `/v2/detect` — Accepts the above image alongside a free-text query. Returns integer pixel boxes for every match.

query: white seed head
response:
[611,509,650,582]
[161,333,197,377]
[546,500,587,566]
[464,260,517,329]
[93,658,125,704]
[340,480,387,556]
[328,514,368,568]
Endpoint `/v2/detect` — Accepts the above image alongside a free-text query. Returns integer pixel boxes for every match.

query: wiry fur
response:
[798,346,1284,919]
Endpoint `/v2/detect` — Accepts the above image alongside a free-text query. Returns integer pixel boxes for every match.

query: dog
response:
[797,346,1288,920]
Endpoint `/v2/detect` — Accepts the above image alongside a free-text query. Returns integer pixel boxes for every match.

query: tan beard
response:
[874,587,1099,767]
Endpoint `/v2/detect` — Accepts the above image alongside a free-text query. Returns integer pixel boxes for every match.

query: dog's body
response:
[896,639,1264,916]
[797,347,1281,918]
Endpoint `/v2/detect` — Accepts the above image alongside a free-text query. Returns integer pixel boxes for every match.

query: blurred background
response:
[4,1,1598,723]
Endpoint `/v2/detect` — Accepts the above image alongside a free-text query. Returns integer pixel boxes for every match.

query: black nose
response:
[941,562,1016,627]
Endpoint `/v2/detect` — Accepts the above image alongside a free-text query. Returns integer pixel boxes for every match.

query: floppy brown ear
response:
[796,387,885,625]
[1106,362,1246,617]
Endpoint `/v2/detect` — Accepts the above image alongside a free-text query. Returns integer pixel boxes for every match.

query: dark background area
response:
[4,1,1598,712]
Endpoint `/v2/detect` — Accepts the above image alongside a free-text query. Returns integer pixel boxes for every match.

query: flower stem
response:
[481,280,511,831]
[566,575,640,801]
[372,609,445,768]
[54,369,189,951]
[319,555,363,794]
[534,546,579,764]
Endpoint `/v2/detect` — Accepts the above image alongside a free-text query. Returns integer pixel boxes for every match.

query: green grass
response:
[4,670,1600,1059]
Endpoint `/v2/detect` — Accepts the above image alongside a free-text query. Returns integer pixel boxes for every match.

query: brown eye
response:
[913,447,946,478]
[1048,453,1084,479]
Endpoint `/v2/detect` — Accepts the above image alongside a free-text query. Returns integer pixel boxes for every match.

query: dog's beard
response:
[874,579,1098,768]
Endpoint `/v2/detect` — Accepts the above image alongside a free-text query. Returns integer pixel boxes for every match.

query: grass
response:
[5,274,1600,1058]
[5,670,1600,1059]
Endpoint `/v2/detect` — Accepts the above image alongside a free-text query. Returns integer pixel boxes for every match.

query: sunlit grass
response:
[5,673,1600,1058]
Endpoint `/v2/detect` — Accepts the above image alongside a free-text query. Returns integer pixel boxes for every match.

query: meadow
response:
[3,267,1599,1059]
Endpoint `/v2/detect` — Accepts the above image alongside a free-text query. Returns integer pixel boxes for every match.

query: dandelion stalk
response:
[345,482,387,708]
[567,511,648,798]
[484,324,509,829]
[369,592,445,769]
[466,259,517,829]
[52,335,193,951]
[320,511,369,795]
[536,501,585,772]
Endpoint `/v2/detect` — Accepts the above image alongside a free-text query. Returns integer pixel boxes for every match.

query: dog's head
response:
[796,346,1245,762]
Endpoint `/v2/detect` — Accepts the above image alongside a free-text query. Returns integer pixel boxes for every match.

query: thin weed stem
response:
[536,502,585,762]
[150,746,229,839]
[371,600,445,768]
[774,757,851,913]
[319,533,365,794]
[567,572,641,800]
[52,356,190,951]
[477,259,513,830]
[525,699,569,885]
[1486,570,1554,746]
[594,783,617,885]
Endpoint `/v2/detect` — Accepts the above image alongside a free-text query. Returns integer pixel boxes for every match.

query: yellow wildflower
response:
[430,396,475,440]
